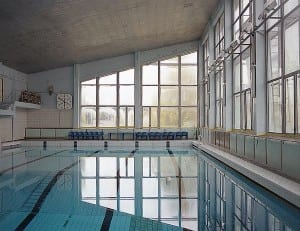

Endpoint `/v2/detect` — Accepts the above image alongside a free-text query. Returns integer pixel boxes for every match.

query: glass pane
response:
[181,52,197,64]
[119,107,126,127]
[220,14,224,39]
[81,107,96,127]
[81,85,96,105]
[143,86,158,106]
[181,66,197,85]
[151,107,158,127]
[160,177,178,197]
[268,80,282,133]
[99,74,116,84]
[233,0,239,21]
[120,179,134,197]
[80,157,96,177]
[234,94,241,129]
[143,178,158,197]
[181,86,197,106]
[246,91,252,130]
[81,179,96,198]
[161,199,179,218]
[120,157,134,177]
[160,86,179,106]
[99,179,116,197]
[216,74,221,99]
[99,200,116,210]
[286,77,295,133]
[181,107,197,128]
[119,85,134,105]
[234,57,240,93]
[99,86,116,105]
[216,101,221,128]
[143,107,149,127]
[181,156,198,176]
[268,25,282,80]
[142,63,158,85]
[284,0,299,15]
[119,69,134,84]
[284,13,300,74]
[99,157,117,176]
[128,107,135,127]
[143,199,158,218]
[242,49,251,90]
[160,107,179,128]
[99,107,117,127]
[120,200,134,214]
[234,20,240,40]
[181,199,197,218]
[160,64,178,85]
[82,79,96,85]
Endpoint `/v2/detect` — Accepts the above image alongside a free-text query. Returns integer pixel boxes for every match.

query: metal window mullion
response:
[117,73,120,128]
[295,75,299,133]
[96,78,99,127]
[179,55,182,129]
[158,61,161,128]
[282,12,286,133]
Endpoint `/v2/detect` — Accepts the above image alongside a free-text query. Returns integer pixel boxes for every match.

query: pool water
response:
[0,147,299,231]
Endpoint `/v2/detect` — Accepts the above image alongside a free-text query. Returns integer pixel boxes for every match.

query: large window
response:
[142,52,198,128]
[203,39,210,127]
[215,14,225,129]
[80,69,134,128]
[266,0,300,133]
[232,0,254,130]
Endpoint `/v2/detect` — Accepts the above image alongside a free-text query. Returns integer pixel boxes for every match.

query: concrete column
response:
[73,64,80,128]
[198,41,205,128]
[134,52,142,129]
[255,0,267,135]
[225,0,233,131]
[208,21,216,129]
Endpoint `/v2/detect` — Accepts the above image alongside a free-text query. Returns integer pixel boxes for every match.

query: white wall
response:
[0,63,27,142]
[27,66,74,128]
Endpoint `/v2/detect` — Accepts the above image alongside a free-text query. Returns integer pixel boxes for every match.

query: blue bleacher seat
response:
[181,131,188,139]
[167,132,175,140]
[68,131,75,140]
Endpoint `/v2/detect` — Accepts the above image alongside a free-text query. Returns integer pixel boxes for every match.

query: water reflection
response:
[80,149,300,231]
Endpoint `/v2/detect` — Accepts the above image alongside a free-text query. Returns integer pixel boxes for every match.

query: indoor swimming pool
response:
[0,146,299,231]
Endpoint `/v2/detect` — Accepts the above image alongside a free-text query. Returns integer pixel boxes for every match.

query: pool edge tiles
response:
[21,140,193,149]
[193,141,300,208]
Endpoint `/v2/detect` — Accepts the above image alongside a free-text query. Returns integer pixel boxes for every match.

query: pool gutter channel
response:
[192,141,300,208]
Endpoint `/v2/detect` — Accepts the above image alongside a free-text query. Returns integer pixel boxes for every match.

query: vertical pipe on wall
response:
[225,0,233,131]
[73,64,80,128]
[134,52,142,129]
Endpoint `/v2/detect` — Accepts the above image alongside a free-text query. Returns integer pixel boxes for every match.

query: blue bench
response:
[68,131,103,140]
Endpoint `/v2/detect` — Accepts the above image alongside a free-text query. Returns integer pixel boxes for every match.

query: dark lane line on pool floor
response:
[15,150,101,231]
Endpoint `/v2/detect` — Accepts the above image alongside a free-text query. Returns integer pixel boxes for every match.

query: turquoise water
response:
[0,147,299,231]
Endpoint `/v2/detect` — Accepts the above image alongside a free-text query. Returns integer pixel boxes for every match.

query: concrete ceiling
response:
[0,0,218,74]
